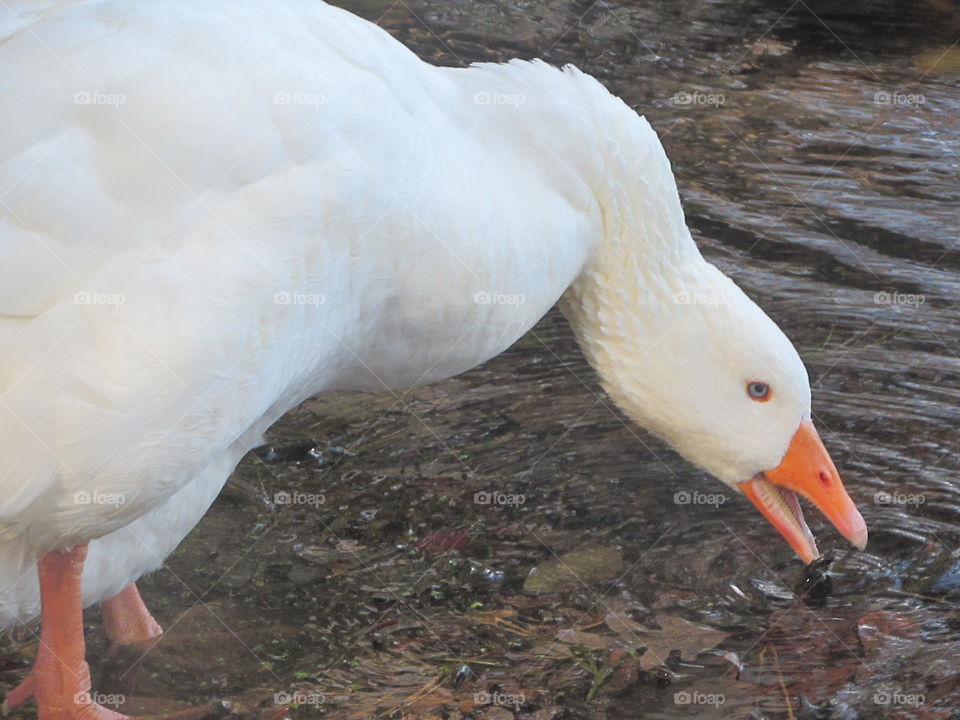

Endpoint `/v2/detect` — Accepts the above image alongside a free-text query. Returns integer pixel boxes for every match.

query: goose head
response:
[558,102,867,564]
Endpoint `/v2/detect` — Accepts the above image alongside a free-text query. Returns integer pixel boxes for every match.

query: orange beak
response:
[740,419,868,565]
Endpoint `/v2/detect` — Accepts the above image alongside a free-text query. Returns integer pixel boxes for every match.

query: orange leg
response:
[4,580,161,715]
[3,673,35,712]
[101,584,163,653]
[4,544,127,720]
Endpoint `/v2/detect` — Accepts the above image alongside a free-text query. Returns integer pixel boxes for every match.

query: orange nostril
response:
[818,471,831,488]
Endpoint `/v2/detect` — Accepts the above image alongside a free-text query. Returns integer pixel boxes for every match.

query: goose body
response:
[0,1,867,716]
[0,0,600,625]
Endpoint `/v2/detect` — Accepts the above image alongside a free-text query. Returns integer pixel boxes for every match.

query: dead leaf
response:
[555,614,728,671]
[603,610,647,635]
[637,615,729,670]
[556,629,618,650]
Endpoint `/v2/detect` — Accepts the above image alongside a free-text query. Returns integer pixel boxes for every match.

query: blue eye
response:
[747,381,771,401]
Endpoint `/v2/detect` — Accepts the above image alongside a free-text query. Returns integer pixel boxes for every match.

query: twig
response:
[767,644,796,720]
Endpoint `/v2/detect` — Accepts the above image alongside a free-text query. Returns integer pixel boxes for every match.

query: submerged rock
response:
[523,547,624,593]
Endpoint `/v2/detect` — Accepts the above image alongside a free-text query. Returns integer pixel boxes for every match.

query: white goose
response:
[0,0,868,717]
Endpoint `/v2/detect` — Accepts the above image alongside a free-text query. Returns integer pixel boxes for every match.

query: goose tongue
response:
[740,420,867,565]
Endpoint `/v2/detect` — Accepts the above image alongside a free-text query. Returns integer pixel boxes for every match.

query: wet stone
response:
[523,547,625,594]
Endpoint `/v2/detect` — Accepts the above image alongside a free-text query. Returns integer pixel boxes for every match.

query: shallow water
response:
[4,1,959,719]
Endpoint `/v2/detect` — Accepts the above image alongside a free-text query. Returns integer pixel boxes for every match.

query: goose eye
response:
[747,381,771,402]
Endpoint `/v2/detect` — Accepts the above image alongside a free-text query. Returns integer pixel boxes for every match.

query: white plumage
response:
[0,2,866,716]
[0,0,610,626]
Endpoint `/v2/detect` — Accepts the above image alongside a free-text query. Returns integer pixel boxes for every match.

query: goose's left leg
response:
[101,584,163,654]
[3,582,161,715]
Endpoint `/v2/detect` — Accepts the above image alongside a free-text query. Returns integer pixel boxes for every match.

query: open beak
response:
[739,419,868,565]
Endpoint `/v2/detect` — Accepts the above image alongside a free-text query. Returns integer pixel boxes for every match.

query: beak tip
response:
[851,527,868,551]
[847,511,868,551]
